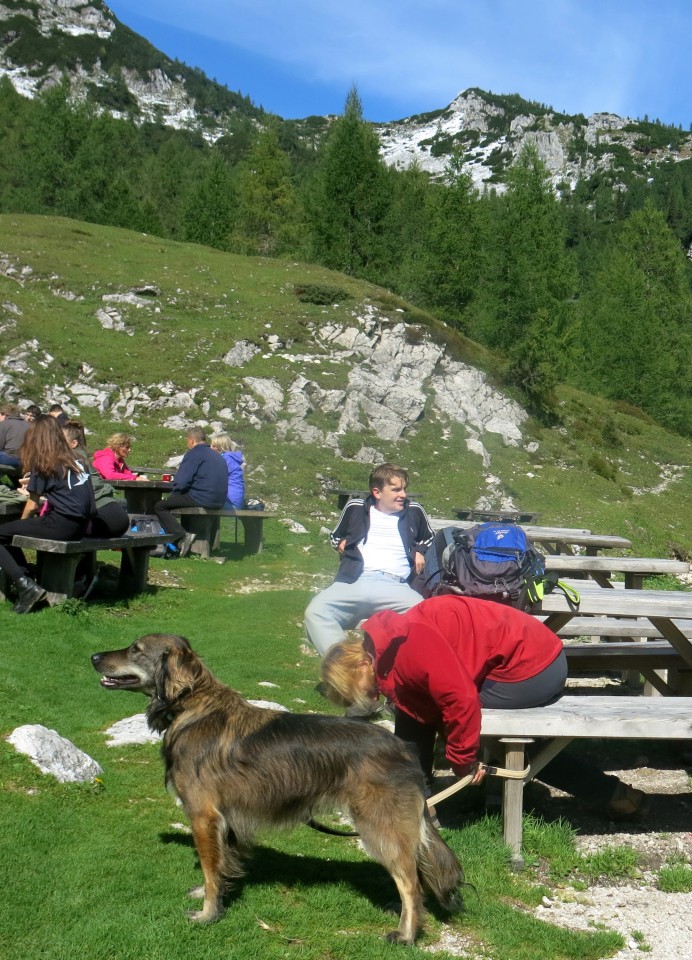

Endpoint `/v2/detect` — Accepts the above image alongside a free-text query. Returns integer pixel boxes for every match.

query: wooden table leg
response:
[120,545,151,594]
[240,517,264,554]
[500,737,533,871]
[37,552,81,604]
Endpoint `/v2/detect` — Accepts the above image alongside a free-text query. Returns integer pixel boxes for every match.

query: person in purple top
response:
[210,433,246,510]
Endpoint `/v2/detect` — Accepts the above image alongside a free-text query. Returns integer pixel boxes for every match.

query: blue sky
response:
[106,0,692,127]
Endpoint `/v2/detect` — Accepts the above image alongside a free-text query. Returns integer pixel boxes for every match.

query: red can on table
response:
[161,474,173,482]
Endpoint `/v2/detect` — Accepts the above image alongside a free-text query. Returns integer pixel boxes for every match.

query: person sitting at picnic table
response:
[304,463,433,659]
[62,420,129,538]
[0,401,30,470]
[153,426,228,558]
[210,432,246,510]
[22,404,42,423]
[48,403,69,426]
[0,415,96,614]
[92,433,147,481]
[321,594,649,820]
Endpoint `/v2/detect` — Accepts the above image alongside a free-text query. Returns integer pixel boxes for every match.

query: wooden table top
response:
[110,478,173,491]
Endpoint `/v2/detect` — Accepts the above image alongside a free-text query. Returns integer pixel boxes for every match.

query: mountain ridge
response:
[1,0,690,194]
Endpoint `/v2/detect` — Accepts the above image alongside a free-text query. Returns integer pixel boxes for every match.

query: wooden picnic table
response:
[127,466,176,477]
[454,508,539,523]
[333,488,422,510]
[544,555,690,589]
[540,581,692,668]
[429,518,631,556]
[110,478,173,514]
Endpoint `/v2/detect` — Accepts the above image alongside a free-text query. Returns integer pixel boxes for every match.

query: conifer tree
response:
[575,201,691,433]
[182,153,236,250]
[306,86,390,278]
[475,146,575,347]
[230,123,299,256]
[420,151,484,323]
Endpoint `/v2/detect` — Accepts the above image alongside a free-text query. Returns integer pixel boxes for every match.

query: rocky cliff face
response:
[375,90,692,191]
[0,0,239,139]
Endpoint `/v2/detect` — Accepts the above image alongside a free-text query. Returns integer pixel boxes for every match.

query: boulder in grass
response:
[7,724,102,782]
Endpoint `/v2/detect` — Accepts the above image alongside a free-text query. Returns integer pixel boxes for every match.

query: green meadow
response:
[1,213,691,959]
[1,525,629,960]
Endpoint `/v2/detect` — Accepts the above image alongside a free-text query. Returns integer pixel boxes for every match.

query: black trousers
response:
[153,492,199,540]
[90,501,130,538]
[0,513,87,583]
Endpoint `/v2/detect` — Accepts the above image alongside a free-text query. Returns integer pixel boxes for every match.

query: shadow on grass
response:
[158,829,461,920]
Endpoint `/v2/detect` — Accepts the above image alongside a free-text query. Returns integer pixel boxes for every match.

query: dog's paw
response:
[188,885,205,899]
[186,907,220,923]
[385,930,415,945]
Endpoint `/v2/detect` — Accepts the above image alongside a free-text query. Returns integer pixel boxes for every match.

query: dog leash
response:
[308,762,531,836]
[427,761,530,809]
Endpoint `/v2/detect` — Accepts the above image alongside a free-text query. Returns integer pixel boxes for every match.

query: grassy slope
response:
[1,213,690,557]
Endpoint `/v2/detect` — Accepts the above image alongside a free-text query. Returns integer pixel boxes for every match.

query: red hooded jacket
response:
[362,595,562,774]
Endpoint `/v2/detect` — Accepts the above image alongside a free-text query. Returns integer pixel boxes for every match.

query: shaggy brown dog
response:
[91,633,463,944]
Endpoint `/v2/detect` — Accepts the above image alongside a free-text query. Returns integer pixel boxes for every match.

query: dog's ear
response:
[147,637,204,732]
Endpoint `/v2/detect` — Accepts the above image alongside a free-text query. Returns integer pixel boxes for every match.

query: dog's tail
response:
[417,819,464,914]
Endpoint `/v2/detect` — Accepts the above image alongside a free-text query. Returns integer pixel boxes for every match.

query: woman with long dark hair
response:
[0,415,96,613]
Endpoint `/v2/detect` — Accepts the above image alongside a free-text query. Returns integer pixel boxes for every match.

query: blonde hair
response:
[210,432,239,453]
[107,432,134,450]
[321,636,373,711]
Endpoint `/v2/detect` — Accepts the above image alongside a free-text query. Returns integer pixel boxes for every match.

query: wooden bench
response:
[545,555,690,588]
[4,533,171,605]
[170,507,278,558]
[563,639,692,695]
[480,695,692,868]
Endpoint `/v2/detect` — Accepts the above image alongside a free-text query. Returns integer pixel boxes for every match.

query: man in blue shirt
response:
[154,426,228,557]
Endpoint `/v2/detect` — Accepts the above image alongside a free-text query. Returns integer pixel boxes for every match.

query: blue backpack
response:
[422,522,548,611]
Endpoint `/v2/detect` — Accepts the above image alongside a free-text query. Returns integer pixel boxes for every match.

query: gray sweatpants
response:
[304,571,423,656]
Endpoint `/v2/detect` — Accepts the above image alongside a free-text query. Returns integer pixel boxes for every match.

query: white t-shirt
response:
[359,506,410,579]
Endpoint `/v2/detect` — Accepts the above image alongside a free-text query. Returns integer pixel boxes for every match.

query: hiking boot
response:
[12,576,47,614]
[177,532,196,558]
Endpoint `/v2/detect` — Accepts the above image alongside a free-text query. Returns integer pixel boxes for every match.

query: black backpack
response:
[422,522,549,612]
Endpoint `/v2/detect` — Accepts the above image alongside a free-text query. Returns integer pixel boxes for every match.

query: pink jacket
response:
[92,447,138,481]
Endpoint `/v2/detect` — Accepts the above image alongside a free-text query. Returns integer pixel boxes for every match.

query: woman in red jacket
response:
[322,595,647,819]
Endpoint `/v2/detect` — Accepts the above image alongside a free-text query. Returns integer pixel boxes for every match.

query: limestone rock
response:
[223,340,260,366]
[8,724,103,783]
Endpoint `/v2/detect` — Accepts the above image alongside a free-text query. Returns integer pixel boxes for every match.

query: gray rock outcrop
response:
[8,724,103,782]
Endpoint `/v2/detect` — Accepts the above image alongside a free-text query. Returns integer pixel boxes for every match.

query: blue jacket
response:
[173,443,228,508]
